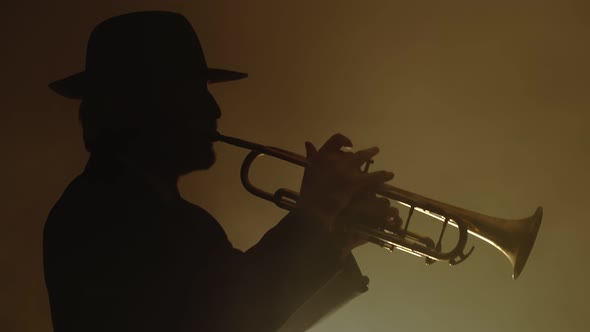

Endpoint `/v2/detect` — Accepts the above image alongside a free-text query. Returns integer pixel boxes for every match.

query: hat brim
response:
[206,68,248,83]
[49,68,248,99]
[49,72,86,99]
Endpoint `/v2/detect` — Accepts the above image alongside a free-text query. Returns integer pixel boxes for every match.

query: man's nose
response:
[203,90,221,119]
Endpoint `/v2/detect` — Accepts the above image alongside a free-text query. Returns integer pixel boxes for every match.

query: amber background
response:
[1,1,588,331]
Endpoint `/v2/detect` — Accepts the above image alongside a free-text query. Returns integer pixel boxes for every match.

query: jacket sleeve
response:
[195,210,369,332]
[277,255,369,332]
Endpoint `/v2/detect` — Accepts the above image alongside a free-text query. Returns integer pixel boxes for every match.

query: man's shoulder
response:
[50,171,139,214]
[45,168,165,237]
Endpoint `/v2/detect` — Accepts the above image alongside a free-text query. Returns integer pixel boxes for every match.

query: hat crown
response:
[49,11,247,99]
[85,11,207,84]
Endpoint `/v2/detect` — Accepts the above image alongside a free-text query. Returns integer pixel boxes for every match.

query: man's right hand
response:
[295,133,395,232]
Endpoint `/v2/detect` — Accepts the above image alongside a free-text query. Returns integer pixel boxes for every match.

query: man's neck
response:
[115,152,182,202]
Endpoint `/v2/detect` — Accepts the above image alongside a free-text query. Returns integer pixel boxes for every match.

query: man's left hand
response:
[333,191,403,256]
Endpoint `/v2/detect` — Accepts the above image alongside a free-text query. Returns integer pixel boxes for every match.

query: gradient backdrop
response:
[1,1,589,331]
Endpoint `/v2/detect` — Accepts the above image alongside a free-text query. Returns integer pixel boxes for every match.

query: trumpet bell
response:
[459,206,542,280]
[496,206,543,280]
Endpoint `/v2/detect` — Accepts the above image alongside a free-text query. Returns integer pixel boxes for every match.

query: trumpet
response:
[215,133,543,280]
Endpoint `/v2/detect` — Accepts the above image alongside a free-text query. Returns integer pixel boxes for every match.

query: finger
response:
[376,200,396,227]
[386,206,403,229]
[393,215,403,228]
[352,194,388,213]
[320,133,353,153]
[351,190,375,201]
[352,147,380,166]
[304,141,318,160]
[372,196,391,211]
[355,170,394,190]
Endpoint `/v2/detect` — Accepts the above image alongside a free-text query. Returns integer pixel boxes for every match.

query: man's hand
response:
[295,133,395,233]
[333,192,403,255]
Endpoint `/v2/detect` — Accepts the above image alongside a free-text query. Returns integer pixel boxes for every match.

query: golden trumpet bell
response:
[467,206,543,279]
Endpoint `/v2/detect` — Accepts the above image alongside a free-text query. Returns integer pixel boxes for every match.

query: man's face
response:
[151,76,221,174]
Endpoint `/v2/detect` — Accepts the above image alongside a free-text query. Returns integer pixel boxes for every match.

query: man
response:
[44,11,398,332]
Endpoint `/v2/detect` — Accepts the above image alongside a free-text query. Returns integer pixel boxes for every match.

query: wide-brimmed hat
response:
[49,11,247,99]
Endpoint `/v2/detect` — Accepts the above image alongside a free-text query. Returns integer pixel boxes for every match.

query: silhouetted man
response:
[44,11,397,332]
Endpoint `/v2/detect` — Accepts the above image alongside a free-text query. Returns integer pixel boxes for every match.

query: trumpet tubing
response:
[216,133,543,280]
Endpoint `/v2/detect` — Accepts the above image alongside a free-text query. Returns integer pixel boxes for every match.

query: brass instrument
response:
[215,134,543,280]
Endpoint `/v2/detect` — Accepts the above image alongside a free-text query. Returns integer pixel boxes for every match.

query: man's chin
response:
[199,152,216,170]
[179,149,216,174]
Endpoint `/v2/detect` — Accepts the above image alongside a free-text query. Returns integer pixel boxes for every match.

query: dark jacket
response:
[44,156,368,332]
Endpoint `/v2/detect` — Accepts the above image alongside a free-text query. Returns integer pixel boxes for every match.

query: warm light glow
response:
[4,2,587,332]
